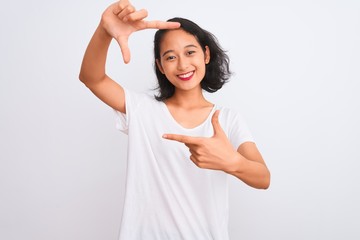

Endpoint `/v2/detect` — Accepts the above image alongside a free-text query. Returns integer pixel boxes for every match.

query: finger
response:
[123,9,148,22]
[162,134,197,144]
[211,110,225,136]
[118,5,136,21]
[189,148,195,155]
[189,155,197,165]
[189,155,205,169]
[112,0,130,15]
[115,36,131,64]
[143,20,181,30]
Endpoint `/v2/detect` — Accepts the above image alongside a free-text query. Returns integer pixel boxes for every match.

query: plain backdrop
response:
[1,0,359,239]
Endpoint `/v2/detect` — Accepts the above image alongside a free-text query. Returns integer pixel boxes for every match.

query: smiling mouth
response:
[177,71,194,81]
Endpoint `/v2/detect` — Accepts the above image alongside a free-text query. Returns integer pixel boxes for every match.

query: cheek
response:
[159,65,172,80]
[161,62,174,75]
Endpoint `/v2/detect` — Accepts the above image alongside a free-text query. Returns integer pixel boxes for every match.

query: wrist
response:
[225,151,244,174]
[97,22,113,41]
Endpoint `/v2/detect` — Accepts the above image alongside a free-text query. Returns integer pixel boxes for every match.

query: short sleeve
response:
[113,88,146,134]
[113,108,128,134]
[219,107,255,149]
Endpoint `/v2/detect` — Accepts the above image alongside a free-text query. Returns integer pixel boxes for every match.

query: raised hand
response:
[101,0,181,63]
[163,110,240,172]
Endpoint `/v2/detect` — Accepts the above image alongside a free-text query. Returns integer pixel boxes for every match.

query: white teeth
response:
[179,71,193,78]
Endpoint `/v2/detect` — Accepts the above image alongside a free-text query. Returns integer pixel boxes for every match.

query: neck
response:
[166,88,212,109]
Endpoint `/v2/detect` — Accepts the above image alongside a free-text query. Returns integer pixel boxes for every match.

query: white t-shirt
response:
[113,89,254,240]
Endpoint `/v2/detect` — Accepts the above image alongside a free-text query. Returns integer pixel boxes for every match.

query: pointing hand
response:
[163,110,239,172]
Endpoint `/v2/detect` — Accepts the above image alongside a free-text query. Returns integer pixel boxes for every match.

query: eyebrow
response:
[161,44,198,57]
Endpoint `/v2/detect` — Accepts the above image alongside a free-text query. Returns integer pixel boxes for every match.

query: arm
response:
[163,110,271,189]
[226,142,270,189]
[79,24,126,112]
[79,0,180,113]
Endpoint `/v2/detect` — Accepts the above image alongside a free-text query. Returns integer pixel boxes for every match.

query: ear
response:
[156,59,165,74]
[204,46,210,64]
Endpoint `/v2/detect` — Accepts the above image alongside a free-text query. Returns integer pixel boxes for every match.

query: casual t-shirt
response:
[113,88,254,240]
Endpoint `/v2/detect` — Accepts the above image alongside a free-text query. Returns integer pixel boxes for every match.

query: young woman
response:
[79,0,270,239]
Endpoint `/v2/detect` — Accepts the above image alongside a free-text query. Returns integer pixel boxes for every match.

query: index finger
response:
[144,20,181,30]
[162,134,197,144]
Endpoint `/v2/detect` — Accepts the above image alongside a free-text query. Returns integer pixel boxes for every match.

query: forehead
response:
[160,29,201,50]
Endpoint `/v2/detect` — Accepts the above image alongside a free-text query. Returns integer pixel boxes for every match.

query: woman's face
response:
[156,29,210,94]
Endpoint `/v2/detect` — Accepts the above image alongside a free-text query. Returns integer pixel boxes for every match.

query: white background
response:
[1,0,359,239]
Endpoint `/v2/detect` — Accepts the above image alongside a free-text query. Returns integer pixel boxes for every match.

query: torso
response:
[164,101,214,129]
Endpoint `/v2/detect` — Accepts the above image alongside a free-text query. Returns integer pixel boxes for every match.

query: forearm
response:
[79,24,112,85]
[226,153,271,189]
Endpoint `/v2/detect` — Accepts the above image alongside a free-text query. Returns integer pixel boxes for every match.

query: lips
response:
[177,71,194,81]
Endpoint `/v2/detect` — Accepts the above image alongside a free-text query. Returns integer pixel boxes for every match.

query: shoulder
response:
[123,88,164,118]
[216,105,253,140]
[124,88,157,107]
[217,106,245,124]
[124,88,154,100]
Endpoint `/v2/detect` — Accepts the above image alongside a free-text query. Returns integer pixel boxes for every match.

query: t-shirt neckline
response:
[160,101,217,131]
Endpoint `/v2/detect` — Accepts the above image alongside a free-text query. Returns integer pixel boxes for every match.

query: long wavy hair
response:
[153,17,232,101]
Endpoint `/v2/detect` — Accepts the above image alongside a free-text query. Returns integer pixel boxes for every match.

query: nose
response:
[177,56,189,71]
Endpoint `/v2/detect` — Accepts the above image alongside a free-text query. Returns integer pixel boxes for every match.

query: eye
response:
[187,50,196,56]
[165,55,176,61]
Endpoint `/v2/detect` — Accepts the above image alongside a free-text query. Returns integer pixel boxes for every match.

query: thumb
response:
[116,36,131,64]
[211,110,225,137]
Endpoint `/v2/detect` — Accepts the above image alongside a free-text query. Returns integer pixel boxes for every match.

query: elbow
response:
[78,72,95,88]
[262,180,270,190]
[255,180,270,190]
[78,70,105,88]
[260,171,271,190]
[244,173,271,190]
[78,71,87,84]
[78,66,93,84]
[250,170,271,190]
